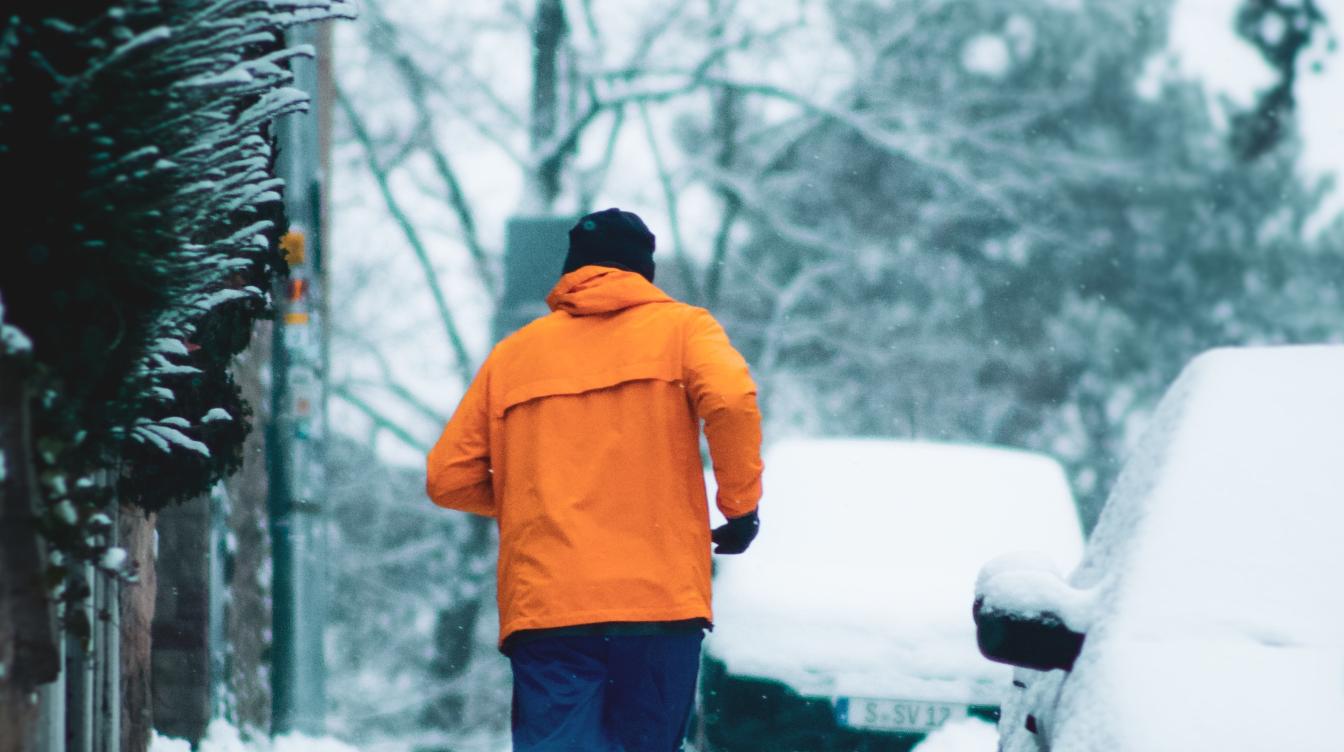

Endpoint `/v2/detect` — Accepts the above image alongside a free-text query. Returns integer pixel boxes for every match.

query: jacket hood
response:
[546,266,673,316]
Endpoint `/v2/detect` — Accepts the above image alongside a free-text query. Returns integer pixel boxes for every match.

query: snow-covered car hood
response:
[706,603,1008,705]
[704,439,1083,707]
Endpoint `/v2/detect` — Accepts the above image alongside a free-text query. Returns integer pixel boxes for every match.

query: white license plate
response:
[837,697,969,733]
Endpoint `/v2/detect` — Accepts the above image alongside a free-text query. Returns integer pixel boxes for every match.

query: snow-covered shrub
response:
[0,0,353,638]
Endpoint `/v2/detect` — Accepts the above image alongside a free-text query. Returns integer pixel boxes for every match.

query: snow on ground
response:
[707,439,1083,704]
[911,718,999,752]
[150,721,515,752]
[1000,346,1344,752]
[150,720,362,752]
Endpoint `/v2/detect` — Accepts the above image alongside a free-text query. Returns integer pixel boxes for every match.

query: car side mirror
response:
[973,554,1092,672]
[973,597,1084,672]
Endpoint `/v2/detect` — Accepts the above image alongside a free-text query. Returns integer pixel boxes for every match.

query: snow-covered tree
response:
[704,0,1342,523]
[1230,0,1334,160]
[0,0,353,722]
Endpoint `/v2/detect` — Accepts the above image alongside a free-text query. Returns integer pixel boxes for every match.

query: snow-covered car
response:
[697,438,1084,751]
[974,347,1344,752]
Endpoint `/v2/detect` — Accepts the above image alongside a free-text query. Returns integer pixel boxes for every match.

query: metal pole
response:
[97,503,120,752]
[64,564,94,752]
[208,484,229,719]
[266,304,297,733]
[36,637,66,752]
[270,21,330,736]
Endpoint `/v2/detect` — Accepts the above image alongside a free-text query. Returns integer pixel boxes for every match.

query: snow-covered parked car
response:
[975,346,1344,752]
[698,438,1084,751]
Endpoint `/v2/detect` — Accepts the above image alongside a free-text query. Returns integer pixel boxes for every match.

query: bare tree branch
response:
[333,325,450,427]
[859,0,950,72]
[696,164,861,261]
[335,83,477,386]
[361,2,528,166]
[382,123,425,172]
[589,70,1076,244]
[753,260,849,381]
[707,197,741,309]
[576,106,627,210]
[531,0,723,182]
[623,1,695,71]
[344,377,448,427]
[575,0,603,55]
[637,101,701,304]
[531,95,604,193]
[422,132,499,296]
[593,13,806,84]
[333,383,431,453]
[363,4,501,297]
[703,7,743,309]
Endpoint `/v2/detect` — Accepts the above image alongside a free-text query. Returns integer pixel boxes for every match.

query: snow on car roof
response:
[707,438,1083,702]
[1050,346,1344,751]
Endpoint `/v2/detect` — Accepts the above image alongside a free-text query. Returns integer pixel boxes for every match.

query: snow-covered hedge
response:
[0,0,352,638]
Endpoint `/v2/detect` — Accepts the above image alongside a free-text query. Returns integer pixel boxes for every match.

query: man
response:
[426,208,764,752]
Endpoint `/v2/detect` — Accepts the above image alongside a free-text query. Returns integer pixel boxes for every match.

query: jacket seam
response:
[493,359,683,417]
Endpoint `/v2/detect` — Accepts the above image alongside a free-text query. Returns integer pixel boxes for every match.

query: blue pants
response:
[509,632,704,752]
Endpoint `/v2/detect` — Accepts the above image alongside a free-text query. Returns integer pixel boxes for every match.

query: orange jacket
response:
[426,266,763,643]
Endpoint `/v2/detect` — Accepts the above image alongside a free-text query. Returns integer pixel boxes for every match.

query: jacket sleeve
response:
[683,309,763,519]
[426,360,496,518]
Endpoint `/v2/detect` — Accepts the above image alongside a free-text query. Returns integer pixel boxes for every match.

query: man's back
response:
[427,266,762,643]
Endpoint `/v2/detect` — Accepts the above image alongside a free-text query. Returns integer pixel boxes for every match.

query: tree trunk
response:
[706,86,743,309]
[523,0,569,212]
[119,506,157,752]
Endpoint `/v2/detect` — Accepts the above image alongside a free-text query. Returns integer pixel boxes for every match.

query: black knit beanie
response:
[562,208,656,282]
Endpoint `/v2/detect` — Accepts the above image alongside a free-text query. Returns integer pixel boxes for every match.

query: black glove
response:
[711,509,759,555]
